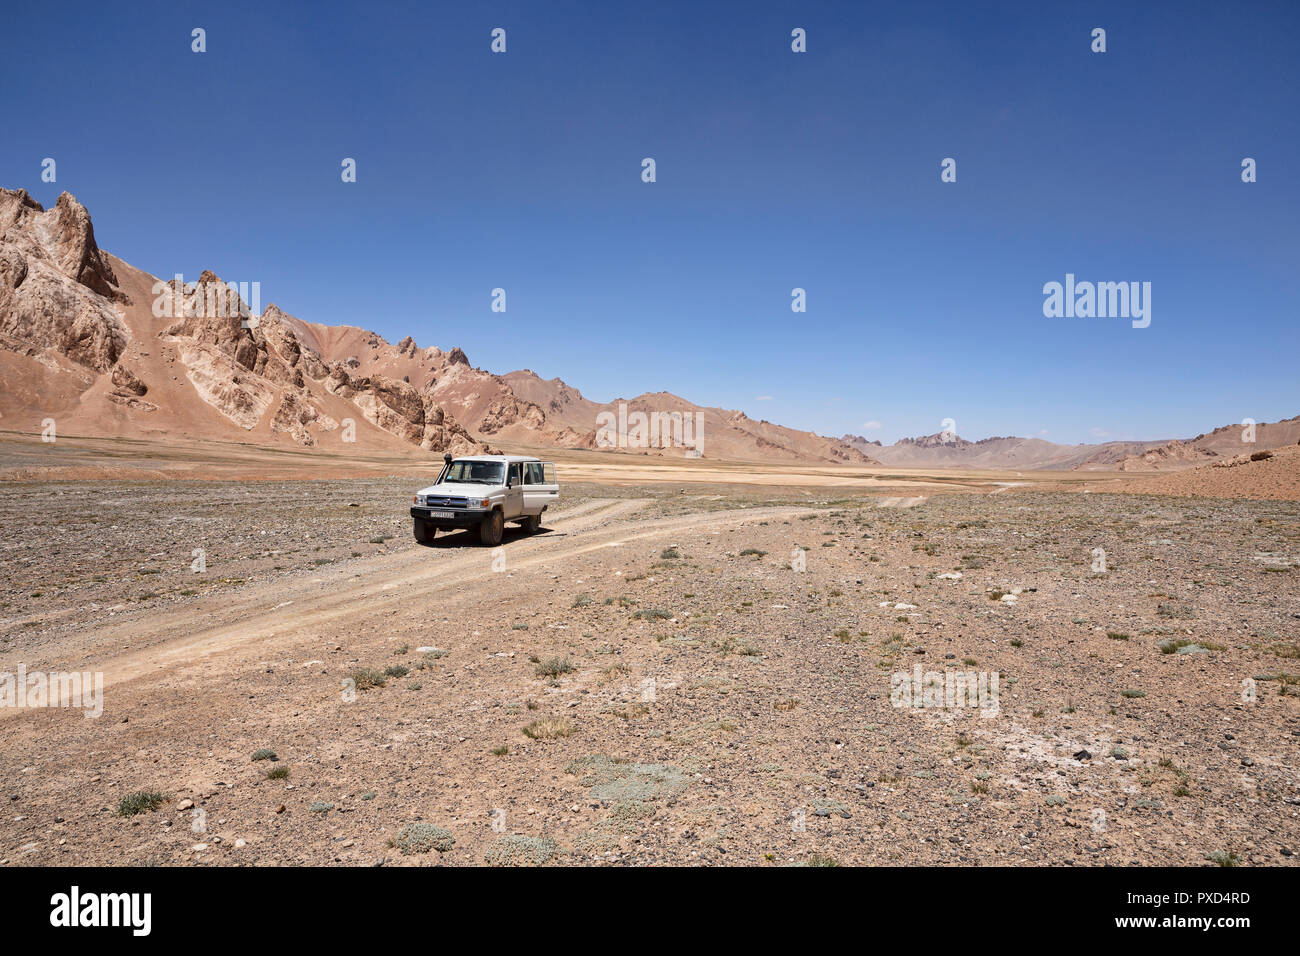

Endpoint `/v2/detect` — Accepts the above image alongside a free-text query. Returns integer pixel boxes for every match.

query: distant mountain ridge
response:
[5,186,1286,472]
[842,419,1300,471]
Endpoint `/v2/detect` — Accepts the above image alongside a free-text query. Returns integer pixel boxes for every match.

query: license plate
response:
[427,510,454,519]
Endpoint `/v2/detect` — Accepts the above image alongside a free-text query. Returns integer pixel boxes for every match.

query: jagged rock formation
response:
[0,189,491,457]
[1109,417,1300,471]
[0,188,129,372]
[1098,443,1300,500]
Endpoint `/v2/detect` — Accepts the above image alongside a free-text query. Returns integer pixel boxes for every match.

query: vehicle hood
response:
[416,482,501,498]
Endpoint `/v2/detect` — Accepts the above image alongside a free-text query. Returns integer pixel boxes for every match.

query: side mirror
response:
[506,477,513,488]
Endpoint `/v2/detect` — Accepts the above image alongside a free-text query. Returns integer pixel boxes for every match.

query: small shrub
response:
[351,668,387,690]
[392,823,455,855]
[1158,638,1224,655]
[535,657,575,678]
[523,718,576,740]
[631,608,672,621]
[1206,850,1240,867]
[483,835,557,865]
[117,791,167,817]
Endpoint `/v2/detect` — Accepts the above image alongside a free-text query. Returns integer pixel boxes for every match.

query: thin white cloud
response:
[1089,426,1110,438]
[861,420,883,431]
[754,395,773,401]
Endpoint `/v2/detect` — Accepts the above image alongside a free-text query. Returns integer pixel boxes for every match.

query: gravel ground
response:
[0,482,1297,866]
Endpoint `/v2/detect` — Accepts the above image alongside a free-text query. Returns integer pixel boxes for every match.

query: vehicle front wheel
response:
[520,513,542,534]
[413,518,437,545]
[479,509,504,546]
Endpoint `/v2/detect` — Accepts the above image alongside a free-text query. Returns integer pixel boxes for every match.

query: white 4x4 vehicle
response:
[411,454,558,546]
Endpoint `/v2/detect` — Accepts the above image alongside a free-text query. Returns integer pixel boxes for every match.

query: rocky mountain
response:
[842,419,1300,472]
[282,316,875,462]
[0,189,128,372]
[0,187,491,456]
[0,187,870,464]
[1097,443,1300,500]
[1105,417,1300,471]
[841,431,1167,470]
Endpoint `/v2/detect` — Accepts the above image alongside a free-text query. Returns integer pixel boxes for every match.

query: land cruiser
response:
[411,454,558,546]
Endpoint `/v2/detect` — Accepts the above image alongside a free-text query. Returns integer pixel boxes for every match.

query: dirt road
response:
[82,499,812,689]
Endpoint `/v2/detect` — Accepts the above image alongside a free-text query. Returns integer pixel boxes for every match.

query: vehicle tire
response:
[479,509,504,546]
[413,518,436,545]
[520,513,542,534]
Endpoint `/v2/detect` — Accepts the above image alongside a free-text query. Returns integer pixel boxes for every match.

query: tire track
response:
[60,502,816,691]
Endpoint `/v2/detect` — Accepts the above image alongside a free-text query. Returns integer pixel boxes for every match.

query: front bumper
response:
[410,506,486,528]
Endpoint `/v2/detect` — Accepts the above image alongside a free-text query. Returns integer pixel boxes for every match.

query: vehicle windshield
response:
[440,460,505,485]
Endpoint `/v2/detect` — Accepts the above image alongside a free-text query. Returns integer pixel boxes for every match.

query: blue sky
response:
[3,0,1297,444]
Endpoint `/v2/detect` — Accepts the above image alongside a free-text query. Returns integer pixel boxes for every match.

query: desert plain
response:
[0,434,1296,867]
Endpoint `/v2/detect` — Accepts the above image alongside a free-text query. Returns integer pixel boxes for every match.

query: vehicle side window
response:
[543,462,556,484]
[510,463,523,485]
[525,462,543,484]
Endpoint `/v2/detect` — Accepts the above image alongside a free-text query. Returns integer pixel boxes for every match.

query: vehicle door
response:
[536,462,559,508]
[522,461,547,513]
[504,461,525,518]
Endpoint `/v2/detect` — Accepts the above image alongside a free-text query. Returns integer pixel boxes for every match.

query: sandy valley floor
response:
[0,464,1297,866]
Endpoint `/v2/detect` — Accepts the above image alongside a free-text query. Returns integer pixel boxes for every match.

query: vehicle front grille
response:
[423,496,469,508]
